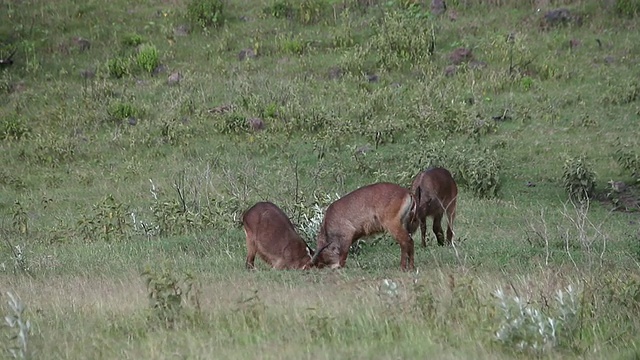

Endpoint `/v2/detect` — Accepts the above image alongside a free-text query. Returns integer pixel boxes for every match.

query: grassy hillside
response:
[1,0,640,358]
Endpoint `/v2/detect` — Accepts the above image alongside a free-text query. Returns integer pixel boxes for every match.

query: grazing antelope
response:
[409,167,458,247]
[242,202,327,270]
[315,182,417,271]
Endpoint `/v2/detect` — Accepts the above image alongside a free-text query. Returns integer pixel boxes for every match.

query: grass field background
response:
[1,0,640,358]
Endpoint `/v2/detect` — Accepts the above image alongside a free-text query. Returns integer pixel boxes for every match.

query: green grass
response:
[2,0,640,358]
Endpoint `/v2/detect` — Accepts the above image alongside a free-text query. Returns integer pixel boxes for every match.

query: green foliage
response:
[264,1,294,19]
[141,268,200,329]
[28,135,79,167]
[12,201,28,235]
[108,102,140,121]
[264,0,327,24]
[615,0,640,17]
[135,44,160,73]
[563,156,596,203]
[297,0,328,24]
[277,34,308,55]
[456,150,502,199]
[161,119,193,146]
[614,139,640,181]
[368,10,434,69]
[107,56,131,79]
[122,33,145,47]
[214,113,248,134]
[0,115,31,141]
[187,0,225,29]
[77,194,131,242]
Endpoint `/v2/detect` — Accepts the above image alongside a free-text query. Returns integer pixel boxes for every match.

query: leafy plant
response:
[0,115,31,141]
[614,139,640,181]
[29,136,79,167]
[277,33,307,55]
[215,113,248,134]
[77,194,131,242]
[187,0,225,29]
[12,201,28,235]
[108,102,140,121]
[456,150,502,198]
[107,56,131,78]
[493,285,580,355]
[136,44,160,73]
[562,156,596,203]
[122,33,145,47]
[368,10,434,70]
[142,268,200,329]
[264,1,294,19]
[615,0,640,17]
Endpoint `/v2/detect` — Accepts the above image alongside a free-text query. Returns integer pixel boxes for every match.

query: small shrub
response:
[136,44,160,73]
[615,0,640,17]
[0,115,30,141]
[368,10,434,70]
[297,0,328,24]
[12,200,28,235]
[142,268,199,329]
[264,1,294,19]
[161,119,193,146]
[30,136,79,167]
[297,192,341,242]
[122,33,145,47]
[108,102,140,121]
[76,194,131,242]
[493,285,580,355]
[215,113,248,134]
[614,140,640,180]
[456,150,502,198]
[277,34,307,55]
[107,56,131,78]
[562,156,596,203]
[187,0,225,29]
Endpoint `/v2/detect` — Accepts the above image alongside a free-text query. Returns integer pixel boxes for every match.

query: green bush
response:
[76,194,131,242]
[368,10,434,70]
[107,56,131,79]
[1,115,31,141]
[456,150,502,199]
[122,33,145,47]
[187,0,225,28]
[108,102,140,121]
[614,142,640,180]
[136,44,160,73]
[615,0,640,17]
[562,156,596,203]
[141,268,200,329]
[264,1,294,19]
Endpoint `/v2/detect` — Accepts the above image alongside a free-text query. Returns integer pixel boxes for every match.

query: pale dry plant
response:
[493,284,580,355]
[2,292,31,359]
[560,198,610,269]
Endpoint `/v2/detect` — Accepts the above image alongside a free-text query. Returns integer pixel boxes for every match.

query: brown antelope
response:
[315,182,417,271]
[409,167,458,247]
[242,202,327,270]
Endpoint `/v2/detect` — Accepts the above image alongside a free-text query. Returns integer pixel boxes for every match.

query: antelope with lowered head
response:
[242,201,327,270]
[315,182,417,271]
[409,167,458,247]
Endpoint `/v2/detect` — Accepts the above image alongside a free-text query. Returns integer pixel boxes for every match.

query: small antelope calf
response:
[409,167,458,247]
[242,201,326,270]
[315,182,417,271]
